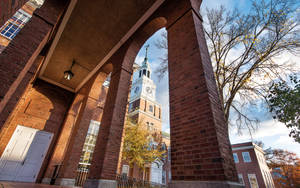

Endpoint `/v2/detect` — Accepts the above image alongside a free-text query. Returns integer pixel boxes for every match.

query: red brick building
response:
[232,142,275,188]
[0,0,43,53]
[0,0,243,187]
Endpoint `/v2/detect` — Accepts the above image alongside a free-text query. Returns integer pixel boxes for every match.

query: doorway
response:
[0,125,53,182]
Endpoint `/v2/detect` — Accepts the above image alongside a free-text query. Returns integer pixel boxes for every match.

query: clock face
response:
[146,86,152,94]
[134,86,139,93]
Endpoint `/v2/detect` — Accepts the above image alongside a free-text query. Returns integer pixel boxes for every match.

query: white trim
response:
[232,146,254,151]
[232,143,265,154]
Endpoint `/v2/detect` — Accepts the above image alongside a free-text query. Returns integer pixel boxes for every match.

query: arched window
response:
[147,71,150,78]
[143,69,146,76]
[149,105,153,112]
[139,70,141,77]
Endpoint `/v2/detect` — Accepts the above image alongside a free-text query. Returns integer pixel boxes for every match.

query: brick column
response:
[167,3,243,188]
[0,0,69,129]
[85,48,133,188]
[47,71,109,186]
[41,92,84,184]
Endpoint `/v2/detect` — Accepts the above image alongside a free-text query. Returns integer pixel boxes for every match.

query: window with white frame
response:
[248,174,259,188]
[79,120,100,165]
[242,152,251,162]
[238,174,244,185]
[0,10,31,40]
[233,153,239,163]
[121,165,129,176]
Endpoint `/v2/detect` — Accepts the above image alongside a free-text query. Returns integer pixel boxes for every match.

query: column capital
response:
[157,0,203,29]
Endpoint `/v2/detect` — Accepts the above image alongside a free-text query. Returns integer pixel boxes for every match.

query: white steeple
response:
[130,45,156,102]
[139,44,152,79]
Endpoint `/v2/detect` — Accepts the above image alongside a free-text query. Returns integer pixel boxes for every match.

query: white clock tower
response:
[130,45,157,102]
[124,45,163,184]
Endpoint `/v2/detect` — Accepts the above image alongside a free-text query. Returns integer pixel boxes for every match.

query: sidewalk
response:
[0,182,78,188]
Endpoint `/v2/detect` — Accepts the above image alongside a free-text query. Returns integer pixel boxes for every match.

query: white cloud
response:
[134,55,144,66]
[201,0,232,10]
[230,120,300,156]
[163,127,170,134]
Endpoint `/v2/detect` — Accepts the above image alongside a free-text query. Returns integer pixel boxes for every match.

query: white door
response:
[0,125,53,182]
[150,162,163,184]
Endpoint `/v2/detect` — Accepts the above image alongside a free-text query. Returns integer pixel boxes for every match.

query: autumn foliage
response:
[266,149,300,187]
[121,119,166,171]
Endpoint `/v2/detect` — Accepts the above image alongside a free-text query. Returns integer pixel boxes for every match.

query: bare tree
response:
[155,0,300,133]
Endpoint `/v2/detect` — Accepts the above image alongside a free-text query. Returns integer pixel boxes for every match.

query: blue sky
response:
[133,0,300,156]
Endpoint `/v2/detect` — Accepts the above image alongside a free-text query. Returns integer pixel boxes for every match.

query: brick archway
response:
[42,64,113,185]
[0,0,243,187]
[84,16,168,188]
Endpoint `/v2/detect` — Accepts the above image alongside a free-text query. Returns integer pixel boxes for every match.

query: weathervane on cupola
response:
[144,44,150,61]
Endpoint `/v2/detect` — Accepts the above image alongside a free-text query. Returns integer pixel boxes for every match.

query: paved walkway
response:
[0,182,78,188]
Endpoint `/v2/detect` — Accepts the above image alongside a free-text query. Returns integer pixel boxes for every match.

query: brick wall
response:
[232,143,268,188]
[0,0,69,130]
[54,71,109,182]
[0,0,27,26]
[0,79,74,182]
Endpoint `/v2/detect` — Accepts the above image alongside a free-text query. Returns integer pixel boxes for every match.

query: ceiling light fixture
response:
[64,60,75,80]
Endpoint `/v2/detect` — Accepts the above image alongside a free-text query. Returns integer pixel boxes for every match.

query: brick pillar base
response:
[169,181,244,188]
[84,179,117,188]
